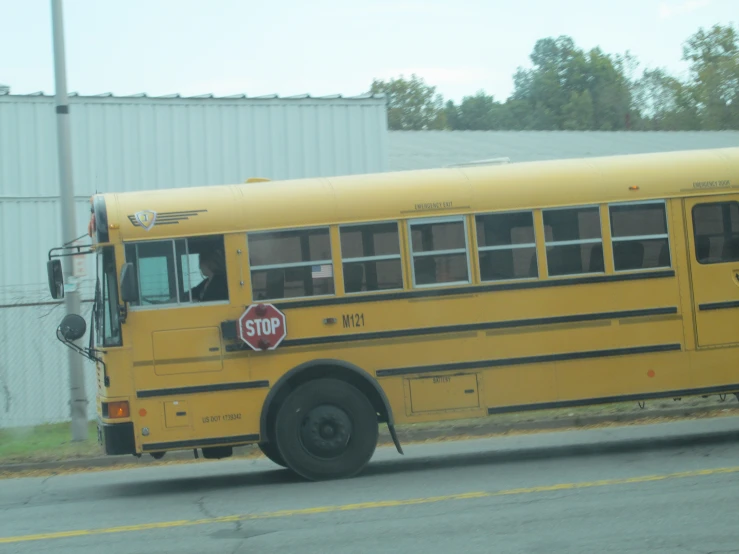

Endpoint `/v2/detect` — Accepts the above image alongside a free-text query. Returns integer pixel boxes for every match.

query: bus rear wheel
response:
[258,441,287,468]
[274,378,378,481]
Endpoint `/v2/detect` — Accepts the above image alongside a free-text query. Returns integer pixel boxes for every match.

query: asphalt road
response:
[3,416,739,554]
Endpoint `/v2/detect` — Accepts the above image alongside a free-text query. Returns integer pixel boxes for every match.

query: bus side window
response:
[124,235,228,307]
[588,244,605,272]
[610,201,670,271]
[124,241,178,306]
[408,217,470,287]
[184,236,229,303]
[542,206,603,277]
[475,211,537,282]
[339,222,403,294]
[248,227,335,300]
[693,202,739,265]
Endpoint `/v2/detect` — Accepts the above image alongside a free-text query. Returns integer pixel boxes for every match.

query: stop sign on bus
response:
[237,303,287,351]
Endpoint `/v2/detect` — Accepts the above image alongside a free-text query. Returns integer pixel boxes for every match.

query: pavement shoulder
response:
[2,402,737,476]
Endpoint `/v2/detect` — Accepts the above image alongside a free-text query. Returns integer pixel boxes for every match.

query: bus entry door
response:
[684,197,739,348]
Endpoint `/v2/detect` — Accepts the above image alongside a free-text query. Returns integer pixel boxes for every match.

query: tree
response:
[631,68,699,130]
[444,100,461,130]
[682,24,739,129]
[369,74,446,130]
[509,36,585,129]
[562,90,594,130]
[586,48,632,130]
[506,36,634,130]
[497,98,537,130]
[366,25,738,132]
[453,91,503,130]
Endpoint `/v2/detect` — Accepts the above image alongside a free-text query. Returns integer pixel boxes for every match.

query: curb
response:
[2,403,737,474]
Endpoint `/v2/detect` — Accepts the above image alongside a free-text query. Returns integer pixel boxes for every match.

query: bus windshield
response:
[96,246,122,347]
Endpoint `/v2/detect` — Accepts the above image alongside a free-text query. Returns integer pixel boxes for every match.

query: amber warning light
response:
[106,401,130,419]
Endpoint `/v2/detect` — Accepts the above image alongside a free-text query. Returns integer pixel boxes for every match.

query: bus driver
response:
[191,250,228,302]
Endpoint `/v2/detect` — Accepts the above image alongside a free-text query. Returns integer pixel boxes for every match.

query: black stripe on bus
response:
[698,300,739,311]
[280,307,678,348]
[142,434,260,452]
[376,343,682,378]
[136,380,270,399]
[488,383,739,415]
[276,270,676,310]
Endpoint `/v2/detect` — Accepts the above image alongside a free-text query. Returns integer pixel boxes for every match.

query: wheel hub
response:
[300,405,352,459]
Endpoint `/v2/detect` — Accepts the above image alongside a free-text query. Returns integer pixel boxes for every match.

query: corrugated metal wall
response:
[0,93,388,197]
[0,93,388,427]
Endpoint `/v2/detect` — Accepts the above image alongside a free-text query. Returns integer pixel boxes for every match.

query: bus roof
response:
[105,146,739,241]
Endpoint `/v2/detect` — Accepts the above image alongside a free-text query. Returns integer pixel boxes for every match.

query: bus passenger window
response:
[476,211,537,281]
[123,235,228,307]
[543,206,603,277]
[609,201,670,271]
[692,202,739,264]
[185,236,229,302]
[340,222,403,293]
[409,217,470,287]
[248,228,334,300]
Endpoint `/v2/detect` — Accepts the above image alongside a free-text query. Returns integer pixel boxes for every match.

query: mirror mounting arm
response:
[55,327,106,366]
[55,314,106,371]
[118,304,128,324]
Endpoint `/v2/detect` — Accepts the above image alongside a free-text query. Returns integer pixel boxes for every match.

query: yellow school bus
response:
[47,146,739,481]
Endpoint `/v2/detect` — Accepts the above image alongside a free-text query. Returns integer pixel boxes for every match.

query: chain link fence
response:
[0,283,97,429]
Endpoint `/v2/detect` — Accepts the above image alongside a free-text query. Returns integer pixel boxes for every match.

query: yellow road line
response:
[2,464,738,545]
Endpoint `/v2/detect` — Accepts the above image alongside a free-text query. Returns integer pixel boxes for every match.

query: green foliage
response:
[0,421,100,463]
[453,91,504,130]
[682,23,739,129]
[369,24,739,131]
[369,74,446,130]
[505,38,633,130]
[631,68,700,130]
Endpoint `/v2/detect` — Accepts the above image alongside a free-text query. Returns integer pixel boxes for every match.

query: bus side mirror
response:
[120,263,138,304]
[47,259,65,299]
[59,314,87,342]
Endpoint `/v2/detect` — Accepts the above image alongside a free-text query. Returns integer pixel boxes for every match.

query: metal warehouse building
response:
[0,92,388,427]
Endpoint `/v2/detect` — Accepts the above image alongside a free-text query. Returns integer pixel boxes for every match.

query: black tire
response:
[258,441,287,468]
[274,378,378,481]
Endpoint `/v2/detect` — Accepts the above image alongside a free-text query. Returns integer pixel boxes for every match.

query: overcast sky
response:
[0,0,736,103]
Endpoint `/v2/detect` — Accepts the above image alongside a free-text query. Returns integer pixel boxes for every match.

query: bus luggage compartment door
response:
[408,374,480,413]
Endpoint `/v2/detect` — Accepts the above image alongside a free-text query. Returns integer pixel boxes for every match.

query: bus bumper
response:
[97,420,136,455]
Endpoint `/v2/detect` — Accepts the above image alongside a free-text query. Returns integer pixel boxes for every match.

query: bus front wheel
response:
[257,441,287,468]
[274,378,378,481]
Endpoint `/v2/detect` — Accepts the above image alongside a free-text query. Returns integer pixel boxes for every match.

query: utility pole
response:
[51,0,87,442]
